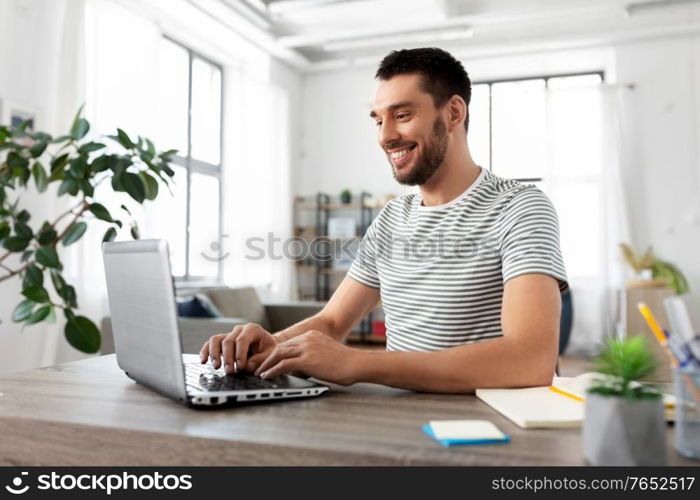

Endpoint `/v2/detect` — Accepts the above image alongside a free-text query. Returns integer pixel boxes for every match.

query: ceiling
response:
[190,0,700,70]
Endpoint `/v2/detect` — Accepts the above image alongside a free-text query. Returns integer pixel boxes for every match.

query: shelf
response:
[296,265,348,275]
[347,333,386,345]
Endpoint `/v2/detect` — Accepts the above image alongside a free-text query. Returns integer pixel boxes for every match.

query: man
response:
[201,48,569,393]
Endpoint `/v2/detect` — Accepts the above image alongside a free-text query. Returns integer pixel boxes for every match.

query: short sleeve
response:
[499,187,569,294]
[347,216,381,289]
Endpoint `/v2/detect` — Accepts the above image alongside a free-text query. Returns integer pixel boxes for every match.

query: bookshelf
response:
[293,191,386,344]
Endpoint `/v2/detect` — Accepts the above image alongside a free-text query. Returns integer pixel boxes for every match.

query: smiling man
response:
[201,48,569,393]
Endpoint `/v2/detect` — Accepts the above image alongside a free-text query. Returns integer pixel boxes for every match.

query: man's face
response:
[370,73,448,186]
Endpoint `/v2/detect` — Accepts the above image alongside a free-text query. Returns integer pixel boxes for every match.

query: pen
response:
[637,302,679,367]
[638,302,700,402]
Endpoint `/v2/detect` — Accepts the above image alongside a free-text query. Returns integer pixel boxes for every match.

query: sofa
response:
[100,286,326,354]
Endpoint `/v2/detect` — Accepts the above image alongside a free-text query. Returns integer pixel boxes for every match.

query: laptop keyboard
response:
[185,362,280,393]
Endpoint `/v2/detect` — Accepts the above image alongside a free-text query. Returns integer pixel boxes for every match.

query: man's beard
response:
[390,117,448,186]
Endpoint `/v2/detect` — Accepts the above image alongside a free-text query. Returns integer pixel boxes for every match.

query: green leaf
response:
[79,179,94,197]
[78,142,105,154]
[160,149,178,158]
[70,118,90,140]
[111,171,124,192]
[16,210,30,223]
[139,171,159,200]
[14,221,32,239]
[116,128,133,149]
[12,300,35,322]
[120,204,131,215]
[61,221,88,246]
[24,305,52,326]
[50,153,70,173]
[35,246,62,269]
[29,140,48,158]
[65,316,101,353]
[88,202,113,222]
[22,265,43,289]
[90,155,110,173]
[32,161,49,192]
[0,221,10,240]
[130,223,140,240]
[44,305,57,324]
[102,227,117,243]
[37,228,58,246]
[57,179,79,197]
[49,268,67,294]
[59,284,77,308]
[51,135,72,144]
[2,236,30,252]
[68,157,87,178]
[64,308,76,322]
[121,172,145,203]
[161,164,175,177]
[22,285,50,303]
[20,250,34,262]
[7,151,29,169]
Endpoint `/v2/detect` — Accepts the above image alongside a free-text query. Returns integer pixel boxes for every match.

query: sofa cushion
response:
[177,293,222,318]
[202,286,270,330]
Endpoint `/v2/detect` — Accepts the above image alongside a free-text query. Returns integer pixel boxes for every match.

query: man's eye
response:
[396,113,409,120]
[375,121,382,127]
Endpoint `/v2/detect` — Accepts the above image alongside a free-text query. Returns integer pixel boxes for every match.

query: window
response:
[148,37,223,281]
[469,73,604,280]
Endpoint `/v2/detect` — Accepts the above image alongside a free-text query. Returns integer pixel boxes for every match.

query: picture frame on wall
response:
[0,99,37,131]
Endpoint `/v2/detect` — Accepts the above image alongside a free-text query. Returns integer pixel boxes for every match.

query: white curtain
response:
[545,85,632,354]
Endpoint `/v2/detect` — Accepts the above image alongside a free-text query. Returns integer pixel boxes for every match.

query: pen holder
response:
[674,365,700,460]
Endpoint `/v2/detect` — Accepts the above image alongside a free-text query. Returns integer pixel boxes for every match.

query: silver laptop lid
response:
[102,239,187,402]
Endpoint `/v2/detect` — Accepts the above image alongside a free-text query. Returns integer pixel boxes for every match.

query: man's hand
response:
[254,330,360,385]
[199,323,278,375]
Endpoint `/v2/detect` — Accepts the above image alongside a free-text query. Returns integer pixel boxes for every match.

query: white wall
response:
[615,36,700,294]
[298,38,700,295]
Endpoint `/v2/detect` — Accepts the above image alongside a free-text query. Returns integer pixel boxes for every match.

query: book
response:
[422,420,510,447]
[476,373,676,429]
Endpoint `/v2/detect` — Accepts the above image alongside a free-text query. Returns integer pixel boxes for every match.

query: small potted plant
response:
[339,189,352,204]
[620,243,690,294]
[583,336,667,465]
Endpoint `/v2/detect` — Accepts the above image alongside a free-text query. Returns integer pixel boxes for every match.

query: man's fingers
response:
[259,358,300,380]
[246,352,268,372]
[207,334,227,369]
[221,325,244,374]
[255,343,299,377]
[235,324,261,372]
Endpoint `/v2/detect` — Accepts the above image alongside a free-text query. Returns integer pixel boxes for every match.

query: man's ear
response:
[445,95,467,133]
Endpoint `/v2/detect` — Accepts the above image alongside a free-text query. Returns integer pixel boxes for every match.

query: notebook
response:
[422,420,510,447]
[476,373,676,429]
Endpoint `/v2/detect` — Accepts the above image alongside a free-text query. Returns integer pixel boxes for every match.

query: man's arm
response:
[274,277,381,343]
[256,274,561,392]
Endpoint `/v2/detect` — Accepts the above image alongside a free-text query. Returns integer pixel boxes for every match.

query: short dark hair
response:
[375,47,471,133]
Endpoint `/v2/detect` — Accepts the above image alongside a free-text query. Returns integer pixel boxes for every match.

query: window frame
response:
[473,70,605,182]
[161,35,225,286]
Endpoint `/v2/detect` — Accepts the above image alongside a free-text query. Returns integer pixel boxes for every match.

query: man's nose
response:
[378,121,400,150]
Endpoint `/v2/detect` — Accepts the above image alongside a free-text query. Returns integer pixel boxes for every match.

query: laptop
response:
[102,239,328,407]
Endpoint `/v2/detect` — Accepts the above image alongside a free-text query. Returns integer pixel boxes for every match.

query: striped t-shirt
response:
[347,167,569,352]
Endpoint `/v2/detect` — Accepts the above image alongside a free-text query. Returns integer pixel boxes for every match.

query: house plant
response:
[582,336,666,465]
[620,243,690,294]
[0,107,176,353]
[339,189,352,204]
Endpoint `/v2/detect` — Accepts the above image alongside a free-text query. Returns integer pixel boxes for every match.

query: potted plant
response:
[583,336,667,465]
[620,243,690,294]
[339,189,352,204]
[1,107,175,353]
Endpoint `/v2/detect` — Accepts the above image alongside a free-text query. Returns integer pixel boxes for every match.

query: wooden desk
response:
[0,355,695,466]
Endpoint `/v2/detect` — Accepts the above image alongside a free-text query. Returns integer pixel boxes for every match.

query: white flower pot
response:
[583,393,666,466]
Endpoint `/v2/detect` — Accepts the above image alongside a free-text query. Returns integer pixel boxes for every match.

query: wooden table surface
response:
[0,354,696,466]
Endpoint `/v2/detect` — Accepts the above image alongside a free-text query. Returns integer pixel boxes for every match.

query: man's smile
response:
[388,144,416,168]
